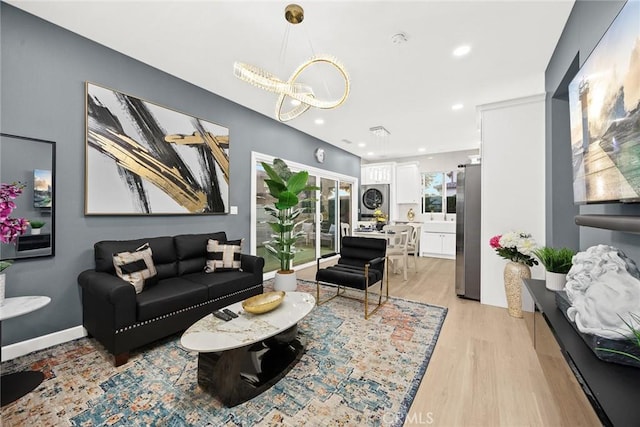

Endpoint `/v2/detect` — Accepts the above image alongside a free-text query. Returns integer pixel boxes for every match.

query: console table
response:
[523,279,640,427]
[0,295,51,406]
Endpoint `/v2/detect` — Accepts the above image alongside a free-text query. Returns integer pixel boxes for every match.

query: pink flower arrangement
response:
[0,182,28,244]
[489,231,539,267]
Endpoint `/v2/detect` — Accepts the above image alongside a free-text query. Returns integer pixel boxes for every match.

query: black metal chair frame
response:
[315,249,389,320]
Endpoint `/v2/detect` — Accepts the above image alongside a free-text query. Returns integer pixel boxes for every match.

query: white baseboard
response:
[1,325,87,362]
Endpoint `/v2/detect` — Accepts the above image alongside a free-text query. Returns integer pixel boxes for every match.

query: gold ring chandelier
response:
[233,4,350,122]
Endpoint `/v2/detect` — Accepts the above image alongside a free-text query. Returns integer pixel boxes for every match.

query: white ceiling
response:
[8,0,575,160]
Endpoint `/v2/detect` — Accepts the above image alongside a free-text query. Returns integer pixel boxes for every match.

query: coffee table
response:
[180,291,315,406]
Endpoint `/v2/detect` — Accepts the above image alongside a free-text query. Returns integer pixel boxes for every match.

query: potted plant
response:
[1,182,28,304]
[532,246,575,291]
[261,159,318,291]
[373,208,387,231]
[29,219,46,235]
[489,231,538,318]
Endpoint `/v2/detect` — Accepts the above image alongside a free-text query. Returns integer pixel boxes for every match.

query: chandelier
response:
[233,4,350,122]
[369,126,391,157]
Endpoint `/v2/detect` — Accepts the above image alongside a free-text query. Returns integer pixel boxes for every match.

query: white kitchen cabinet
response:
[395,162,420,204]
[361,163,394,185]
[420,226,456,259]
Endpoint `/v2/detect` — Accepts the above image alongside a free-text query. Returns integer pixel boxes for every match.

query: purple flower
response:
[0,182,27,244]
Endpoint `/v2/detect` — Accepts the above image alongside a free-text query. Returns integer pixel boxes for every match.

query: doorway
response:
[252,153,357,274]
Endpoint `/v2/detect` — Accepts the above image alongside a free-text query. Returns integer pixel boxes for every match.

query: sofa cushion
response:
[95,236,177,279]
[174,232,227,275]
[183,271,259,301]
[205,239,243,272]
[113,243,158,293]
[135,277,208,322]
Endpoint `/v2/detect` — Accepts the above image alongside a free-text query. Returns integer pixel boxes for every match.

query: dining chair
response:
[383,225,411,281]
[406,224,422,271]
[340,222,351,239]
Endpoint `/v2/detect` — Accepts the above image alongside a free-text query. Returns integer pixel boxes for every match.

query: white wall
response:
[479,94,546,308]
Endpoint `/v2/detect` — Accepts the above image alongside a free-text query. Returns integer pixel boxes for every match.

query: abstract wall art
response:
[85,82,230,215]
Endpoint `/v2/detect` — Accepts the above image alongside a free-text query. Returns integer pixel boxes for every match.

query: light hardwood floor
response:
[296,256,600,426]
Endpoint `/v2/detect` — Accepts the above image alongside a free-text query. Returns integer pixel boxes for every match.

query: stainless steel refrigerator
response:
[455,163,481,300]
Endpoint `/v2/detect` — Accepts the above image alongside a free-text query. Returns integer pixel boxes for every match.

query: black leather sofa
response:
[77,232,264,366]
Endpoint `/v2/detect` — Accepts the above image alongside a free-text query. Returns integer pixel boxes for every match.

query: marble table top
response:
[0,296,51,321]
[180,291,315,353]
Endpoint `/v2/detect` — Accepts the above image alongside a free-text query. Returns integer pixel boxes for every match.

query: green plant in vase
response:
[29,219,46,235]
[261,159,318,290]
[533,246,575,291]
[533,247,575,273]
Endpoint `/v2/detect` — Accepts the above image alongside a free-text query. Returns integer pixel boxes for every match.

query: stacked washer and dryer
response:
[359,184,390,221]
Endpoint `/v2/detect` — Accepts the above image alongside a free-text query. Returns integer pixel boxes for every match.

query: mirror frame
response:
[0,133,56,261]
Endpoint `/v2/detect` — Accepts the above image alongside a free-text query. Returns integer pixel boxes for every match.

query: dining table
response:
[352,229,403,240]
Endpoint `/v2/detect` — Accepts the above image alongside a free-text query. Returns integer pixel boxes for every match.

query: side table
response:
[0,296,51,406]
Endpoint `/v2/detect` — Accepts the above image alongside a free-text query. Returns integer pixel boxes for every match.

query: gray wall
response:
[0,4,360,346]
[544,0,640,259]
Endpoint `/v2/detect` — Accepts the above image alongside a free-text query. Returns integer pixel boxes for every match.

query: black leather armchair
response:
[315,236,388,319]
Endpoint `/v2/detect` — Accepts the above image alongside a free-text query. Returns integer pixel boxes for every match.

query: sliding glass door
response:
[253,153,357,274]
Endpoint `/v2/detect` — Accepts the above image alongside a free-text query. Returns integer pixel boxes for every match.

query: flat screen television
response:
[568,0,640,204]
[33,168,52,208]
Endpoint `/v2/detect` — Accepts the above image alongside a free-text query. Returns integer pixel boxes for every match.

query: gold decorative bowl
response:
[242,291,285,314]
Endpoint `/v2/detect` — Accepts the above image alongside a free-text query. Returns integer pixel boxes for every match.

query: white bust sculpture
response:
[565,244,640,339]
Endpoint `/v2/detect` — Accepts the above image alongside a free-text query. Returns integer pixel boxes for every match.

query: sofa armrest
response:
[77,269,137,328]
[240,254,265,275]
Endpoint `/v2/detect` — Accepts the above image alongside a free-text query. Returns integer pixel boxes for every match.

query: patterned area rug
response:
[1,280,447,426]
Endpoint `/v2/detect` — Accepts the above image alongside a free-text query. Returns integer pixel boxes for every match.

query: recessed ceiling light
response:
[367,152,375,156]
[314,118,324,125]
[418,147,426,152]
[358,142,366,148]
[451,103,464,111]
[427,156,434,160]
[453,45,471,57]
[290,99,301,106]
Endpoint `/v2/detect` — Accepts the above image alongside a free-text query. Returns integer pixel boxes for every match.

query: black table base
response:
[1,371,45,406]
[197,325,306,407]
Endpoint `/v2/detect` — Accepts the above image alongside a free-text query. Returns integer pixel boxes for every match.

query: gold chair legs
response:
[316,263,389,319]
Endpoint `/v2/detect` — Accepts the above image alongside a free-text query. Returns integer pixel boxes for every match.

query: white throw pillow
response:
[113,243,158,293]
[205,239,243,273]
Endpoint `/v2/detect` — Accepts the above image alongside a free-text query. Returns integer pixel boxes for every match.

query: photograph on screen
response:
[568,0,640,204]
[34,168,53,208]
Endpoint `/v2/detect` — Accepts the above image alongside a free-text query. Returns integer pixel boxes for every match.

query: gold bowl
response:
[242,291,285,314]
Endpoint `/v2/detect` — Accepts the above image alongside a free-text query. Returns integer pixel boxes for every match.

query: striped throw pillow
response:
[205,239,243,273]
[113,243,158,293]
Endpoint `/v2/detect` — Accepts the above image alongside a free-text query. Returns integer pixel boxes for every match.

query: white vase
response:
[274,270,297,291]
[545,271,567,291]
[0,273,5,304]
[31,228,42,235]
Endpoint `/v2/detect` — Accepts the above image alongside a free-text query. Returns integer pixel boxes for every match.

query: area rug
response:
[1,280,447,426]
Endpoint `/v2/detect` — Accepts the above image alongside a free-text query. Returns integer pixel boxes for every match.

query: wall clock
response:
[314,148,325,163]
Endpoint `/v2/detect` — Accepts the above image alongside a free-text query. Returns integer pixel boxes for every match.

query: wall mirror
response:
[0,133,56,260]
